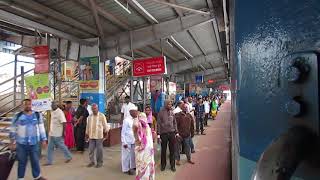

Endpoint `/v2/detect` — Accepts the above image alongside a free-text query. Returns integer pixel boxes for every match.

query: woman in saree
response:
[63,101,76,149]
[210,97,218,120]
[133,112,155,180]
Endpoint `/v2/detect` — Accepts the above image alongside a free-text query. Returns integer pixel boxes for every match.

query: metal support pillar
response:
[130,77,134,102]
[13,54,17,106]
[20,66,25,100]
[57,38,62,104]
[143,77,147,109]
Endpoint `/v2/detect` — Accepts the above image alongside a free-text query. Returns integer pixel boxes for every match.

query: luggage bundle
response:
[0,146,16,180]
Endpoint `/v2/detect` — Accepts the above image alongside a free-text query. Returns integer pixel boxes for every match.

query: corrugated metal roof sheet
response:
[173,32,203,57]
[0,0,225,77]
[134,0,177,21]
[96,0,148,28]
[191,23,219,54]
[176,0,208,11]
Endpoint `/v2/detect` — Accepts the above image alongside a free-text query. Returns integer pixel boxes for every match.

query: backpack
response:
[14,111,40,124]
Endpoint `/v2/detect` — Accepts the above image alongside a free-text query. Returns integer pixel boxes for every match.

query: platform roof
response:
[0,0,228,83]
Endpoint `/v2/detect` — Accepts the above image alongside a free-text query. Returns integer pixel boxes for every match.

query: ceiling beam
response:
[187,30,207,56]
[0,21,34,36]
[104,14,214,58]
[2,35,37,48]
[128,0,159,24]
[168,51,223,74]
[134,49,152,58]
[146,0,210,15]
[167,0,183,17]
[8,0,98,36]
[182,71,226,83]
[88,0,105,39]
[169,36,193,58]
[0,10,96,46]
[74,0,131,30]
[148,44,176,62]
[185,67,226,77]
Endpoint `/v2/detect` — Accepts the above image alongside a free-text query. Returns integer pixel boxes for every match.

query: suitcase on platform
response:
[0,149,16,180]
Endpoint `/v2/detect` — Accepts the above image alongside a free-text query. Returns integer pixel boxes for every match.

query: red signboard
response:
[33,46,49,74]
[132,56,166,77]
[219,85,230,91]
[208,79,215,84]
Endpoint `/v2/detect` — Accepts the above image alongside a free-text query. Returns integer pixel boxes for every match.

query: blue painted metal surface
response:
[232,0,320,179]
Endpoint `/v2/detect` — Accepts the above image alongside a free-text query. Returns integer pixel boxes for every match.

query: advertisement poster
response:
[25,74,51,111]
[150,76,162,93]
[33,45,49,74]
[168,82,176,95]
[79,56,99,90]
[25,74,50,100]
[189,83,197,96]
[62,61,78,81]
[176,83,184,94]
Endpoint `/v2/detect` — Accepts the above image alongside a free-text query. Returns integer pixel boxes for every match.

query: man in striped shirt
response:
[9,99,47,180]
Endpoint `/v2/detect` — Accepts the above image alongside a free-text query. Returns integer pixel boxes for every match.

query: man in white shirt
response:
[121,104,138,175]
[173,101,184,114]
[45,101,72,165]
[121,96,135,123]
[86,104,109,168]
[184,97,196,153]
[203,97,210,126]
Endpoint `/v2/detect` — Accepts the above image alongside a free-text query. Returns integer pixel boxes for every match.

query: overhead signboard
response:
[132,56,167,77]
[208,79,215,84]
[195,75,203,84]
[33,45,49,74]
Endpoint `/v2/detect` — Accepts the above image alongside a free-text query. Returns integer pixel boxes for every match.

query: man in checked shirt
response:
[9,99,48,180]
[194,97,206,135]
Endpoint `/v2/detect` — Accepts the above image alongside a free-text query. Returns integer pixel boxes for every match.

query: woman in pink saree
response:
[133,112,155,180]
[63,101,76,149]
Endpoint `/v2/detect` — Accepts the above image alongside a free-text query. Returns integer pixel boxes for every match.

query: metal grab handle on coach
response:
[252,126,319,180]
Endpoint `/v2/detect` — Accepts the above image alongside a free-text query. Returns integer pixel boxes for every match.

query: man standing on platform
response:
[86,104,109,168]
[9,99,47,180]
[121,104,138,175]
[74,99,89,153]
[157,100,178,172]
[121,96,135,124]
[175,104,195,165]
[185,97,196,153]
[194,97,206,135]
[45,101,72,166]
[173,100,184,115]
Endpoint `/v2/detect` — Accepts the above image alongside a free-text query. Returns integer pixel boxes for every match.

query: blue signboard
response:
[80,92,105,113]
[195,75,203,84]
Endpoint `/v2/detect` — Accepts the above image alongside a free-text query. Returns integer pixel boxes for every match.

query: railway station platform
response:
[7,102,231,180]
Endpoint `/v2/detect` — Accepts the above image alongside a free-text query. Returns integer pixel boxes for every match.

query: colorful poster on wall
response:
[176,83,184,94]
[62,61,78,81]
[150,76,163,93]
[79,56,99,90]
[33,45,49,74]
[189,83,197,96]
[25,74,51,111]
[169,82,176,95]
